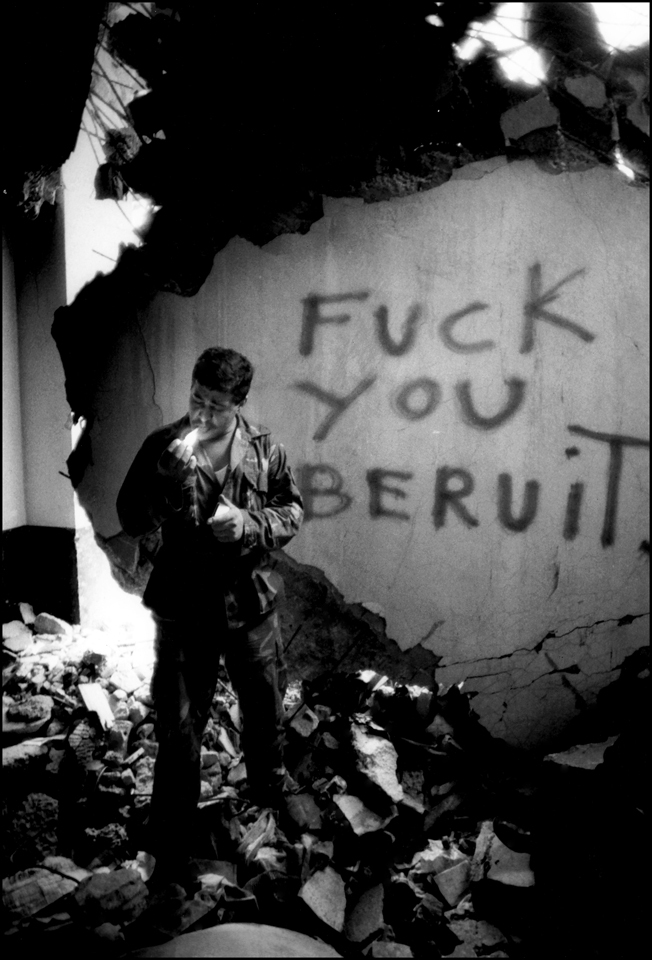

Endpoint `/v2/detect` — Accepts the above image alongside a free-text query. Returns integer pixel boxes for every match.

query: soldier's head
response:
[189,347,254,441]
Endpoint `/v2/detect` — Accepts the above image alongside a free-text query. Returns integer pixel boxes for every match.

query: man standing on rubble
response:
[117,346,304,883]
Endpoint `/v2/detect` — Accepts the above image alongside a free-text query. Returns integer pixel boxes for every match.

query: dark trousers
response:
[146,609,287,863]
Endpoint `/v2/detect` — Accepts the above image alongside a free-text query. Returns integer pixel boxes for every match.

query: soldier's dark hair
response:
[192,347,254,404]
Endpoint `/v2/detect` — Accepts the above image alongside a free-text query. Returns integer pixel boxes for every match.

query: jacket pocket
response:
[251,566,284,615]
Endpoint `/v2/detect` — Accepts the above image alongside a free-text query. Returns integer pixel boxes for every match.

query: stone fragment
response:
[351,724,404,802]
[200,780,214,800]
[5,695,53,723]
[134,755,156,795]
[486,839,535,888]
[564,74,606,108]
[2,867,76,920]
[3,621,34,652]
[290,704,320,737]
[73,868,148,923]
[286,793,323,831]
[33,612,73,637]
[126,922,343,957]
[333,794,396,836]
[3,740,47,770]
[19,602,36,624]
[129,700,150,725]
[371,944,414,958]
[111,689,127,703]
[217,726,239,757]
[299,866,347,931]
[41,856,92,883]
[470,820,496,883]
[133,684,154,706]
[545,738,618,771]
[344,883,384,942]
[448,918,509,955]
[122,768,137,789]
[411,839,468,876]
[432,860,471,907]
[201,748,221,769]
[94,922,125,943]
[8,793,59,865]
[108,719,133,755]
[227,760,247,785]
[500,91,559,142]
[109,668,142,695]
[78,683,115,730]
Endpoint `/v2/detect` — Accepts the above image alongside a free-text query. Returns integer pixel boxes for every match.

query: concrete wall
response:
[83,159,649,746]
[2,228,26,530]
[10,203,74,530]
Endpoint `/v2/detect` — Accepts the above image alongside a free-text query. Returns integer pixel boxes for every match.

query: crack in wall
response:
[440,612,650,671]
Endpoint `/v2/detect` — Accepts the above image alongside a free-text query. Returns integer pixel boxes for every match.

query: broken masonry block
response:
[121,768,137,790]
[19,602,36,625]
[313,704,332,722]
[3,621,34,653]
[448,918,509,956]
[128,700,150,726]
[200,780,214,800]
[2,867,76,921]
[201,748,221,769]
[486,839,535,888]
[134,756,156,795]
[370,943,414,958]
[545,738,618,771]
[299,865,347,932]
[333,794,397,836]
[41,855,92,883]
[121,922,343,957]
[290,704,321,738]
[108,668,142,696]
[108,719,134,755]
[432,859,472,907]
[33,612,74,638]
[344,882,384,942]
[227,760,247,785]
[133,684,154,706]
[72,868,148,924]
[410,839,468,877]
[470,821,497,883]
[78,683,115,730]
[351,724,404,802]
[5,694,53,723]
[285,793,324,832]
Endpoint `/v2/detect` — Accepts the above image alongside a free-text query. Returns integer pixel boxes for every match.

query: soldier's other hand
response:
[157,439,197,482]
[207,495,244,542]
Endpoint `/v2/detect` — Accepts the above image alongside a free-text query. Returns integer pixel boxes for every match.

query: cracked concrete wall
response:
[74,159,648,748]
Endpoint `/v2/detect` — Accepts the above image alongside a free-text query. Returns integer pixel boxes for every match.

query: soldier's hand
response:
[207,494,244,542]
[157,439,197,483]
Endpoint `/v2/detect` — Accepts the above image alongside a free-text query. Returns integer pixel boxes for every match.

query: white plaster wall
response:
[112,160,649,745]
[2,229,26,529]
[15,205,75,529]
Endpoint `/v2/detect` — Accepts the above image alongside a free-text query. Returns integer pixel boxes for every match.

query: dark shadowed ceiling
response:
[4,1,648,298]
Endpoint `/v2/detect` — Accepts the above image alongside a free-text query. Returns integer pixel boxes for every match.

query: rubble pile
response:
[2,603,648,958]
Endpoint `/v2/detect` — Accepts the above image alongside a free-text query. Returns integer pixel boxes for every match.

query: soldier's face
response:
[189,380,241,441]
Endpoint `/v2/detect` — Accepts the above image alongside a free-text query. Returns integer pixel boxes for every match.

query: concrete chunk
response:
[127,922,343,957]
[351,724,404,802]
[344,883,384,942]
[299,866,347,931]
[487,839,535,888]
[432,860,471,906]
[3,867,76,920]
[500,91,559,142]
[334,794,396,835]
[33,612,73,637]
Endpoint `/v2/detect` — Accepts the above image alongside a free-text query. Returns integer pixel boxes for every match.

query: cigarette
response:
[183,428,200,450]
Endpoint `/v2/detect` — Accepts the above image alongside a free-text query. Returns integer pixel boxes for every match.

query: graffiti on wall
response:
[293,265,650,546]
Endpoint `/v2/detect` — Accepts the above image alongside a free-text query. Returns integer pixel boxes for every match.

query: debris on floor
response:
[2,602,648,958]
